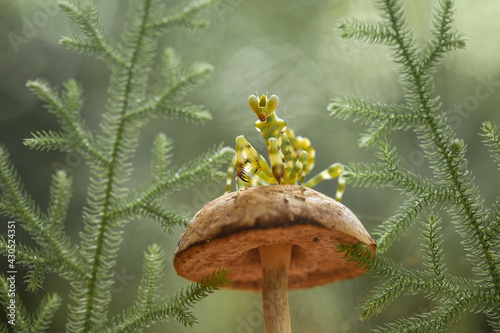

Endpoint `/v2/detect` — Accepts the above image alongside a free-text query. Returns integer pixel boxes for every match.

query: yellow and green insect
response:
[225,69,346,201]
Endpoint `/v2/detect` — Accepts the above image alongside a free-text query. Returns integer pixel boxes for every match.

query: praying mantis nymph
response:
[225,64,346,201]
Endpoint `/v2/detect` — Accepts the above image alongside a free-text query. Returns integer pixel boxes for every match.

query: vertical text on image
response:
[6,220,17,326]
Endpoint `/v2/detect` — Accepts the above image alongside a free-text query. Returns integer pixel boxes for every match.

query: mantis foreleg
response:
[304,163,346,201]
[226,135,276,193]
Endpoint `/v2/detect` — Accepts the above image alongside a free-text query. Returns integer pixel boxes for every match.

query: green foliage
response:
[102,250,230,332]
[0,0,232,332]
[0,274,63,333]
[331,0,500,331]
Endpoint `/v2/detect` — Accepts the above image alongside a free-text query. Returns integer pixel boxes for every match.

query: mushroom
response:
[174,185,376,332]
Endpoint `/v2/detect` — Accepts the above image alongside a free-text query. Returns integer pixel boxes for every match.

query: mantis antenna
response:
[228,66,259,96]
[228,52,304,96]
[265,52,304,96]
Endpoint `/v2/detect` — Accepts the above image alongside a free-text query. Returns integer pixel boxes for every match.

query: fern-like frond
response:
[30,293,63,333]
[337,18,395,45]
[332,0,500,329]
[0,145,45,227]
[481,121,500,170]
[328,96,423,129]
[0,146,85,281]
[69,1,163,328]
[126,102,212,126]
[23,130,69,152]
[137,244,164,310]
[372,297,479,333]
[104,268,230,332]
[336,242,376,272]
[0,238,49,292]
[375,194,437,253]
[420,120,497,286]
[328,96,422,147]
[336,245,489,322]
[420,0,466,74]
[108,146,232,231]
[24,265,46,293]
[0,238,46,267]
[160,47,181,87]
[47,170,72,227]
[411,117,495,293]
[345,142,453,199]
[0,274,31,332]
[2,0,239,331]
[72,177,126,331]
[420,213,446,281]
[151,133,174,182]
[121,145,233,210]
[146,0,216,32]
[377,0,428,103]
[358,255,489,321]
[0,239,86,294]
[359,121,391,147]
[356,256,418,320]
[143,204,190,231]
[1,274,63,333]
[163,267,230,326]
[63,0,225,330]
[489,200,500,258]
[59,1,126,67]
[340,0,497,287]
[125,63,214,125]
[108,201,189,233]
[449,200,499,287]
[485,306,500,333]
[25,79,106,164]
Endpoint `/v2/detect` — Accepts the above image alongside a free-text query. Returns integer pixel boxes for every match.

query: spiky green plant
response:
[331,0,500,331]
[0,0,232,332]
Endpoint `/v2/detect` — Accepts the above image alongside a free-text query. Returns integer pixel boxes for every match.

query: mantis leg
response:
[284,151,308,185]
[225,135,276,193]
[235,135,275,181]
[285,129,316,174]
[298,151,308,185]
[247,166,272,187]
[304,163,346,201]
[281,130,297,170]
[225,157,236,193]
[267,137,285,185]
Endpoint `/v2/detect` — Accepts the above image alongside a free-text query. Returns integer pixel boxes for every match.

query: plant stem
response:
[259,243,292,333]
[81,1,153,330]
[385,0,500,295]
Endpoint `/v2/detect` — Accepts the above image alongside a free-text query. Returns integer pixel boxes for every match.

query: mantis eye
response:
[249,95,266,121]
[267,95,279,112]
[248,95,259,112]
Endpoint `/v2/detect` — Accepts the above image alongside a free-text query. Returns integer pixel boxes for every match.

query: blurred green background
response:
[1,0,499,332]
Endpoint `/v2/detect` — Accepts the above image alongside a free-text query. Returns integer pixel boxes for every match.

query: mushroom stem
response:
[259,243,292,333]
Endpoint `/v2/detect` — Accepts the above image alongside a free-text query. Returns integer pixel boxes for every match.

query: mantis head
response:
[248,94,279,122]
[232,54,302,123]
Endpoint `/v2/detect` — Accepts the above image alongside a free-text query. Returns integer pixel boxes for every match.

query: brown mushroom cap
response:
[174,185,376,291]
